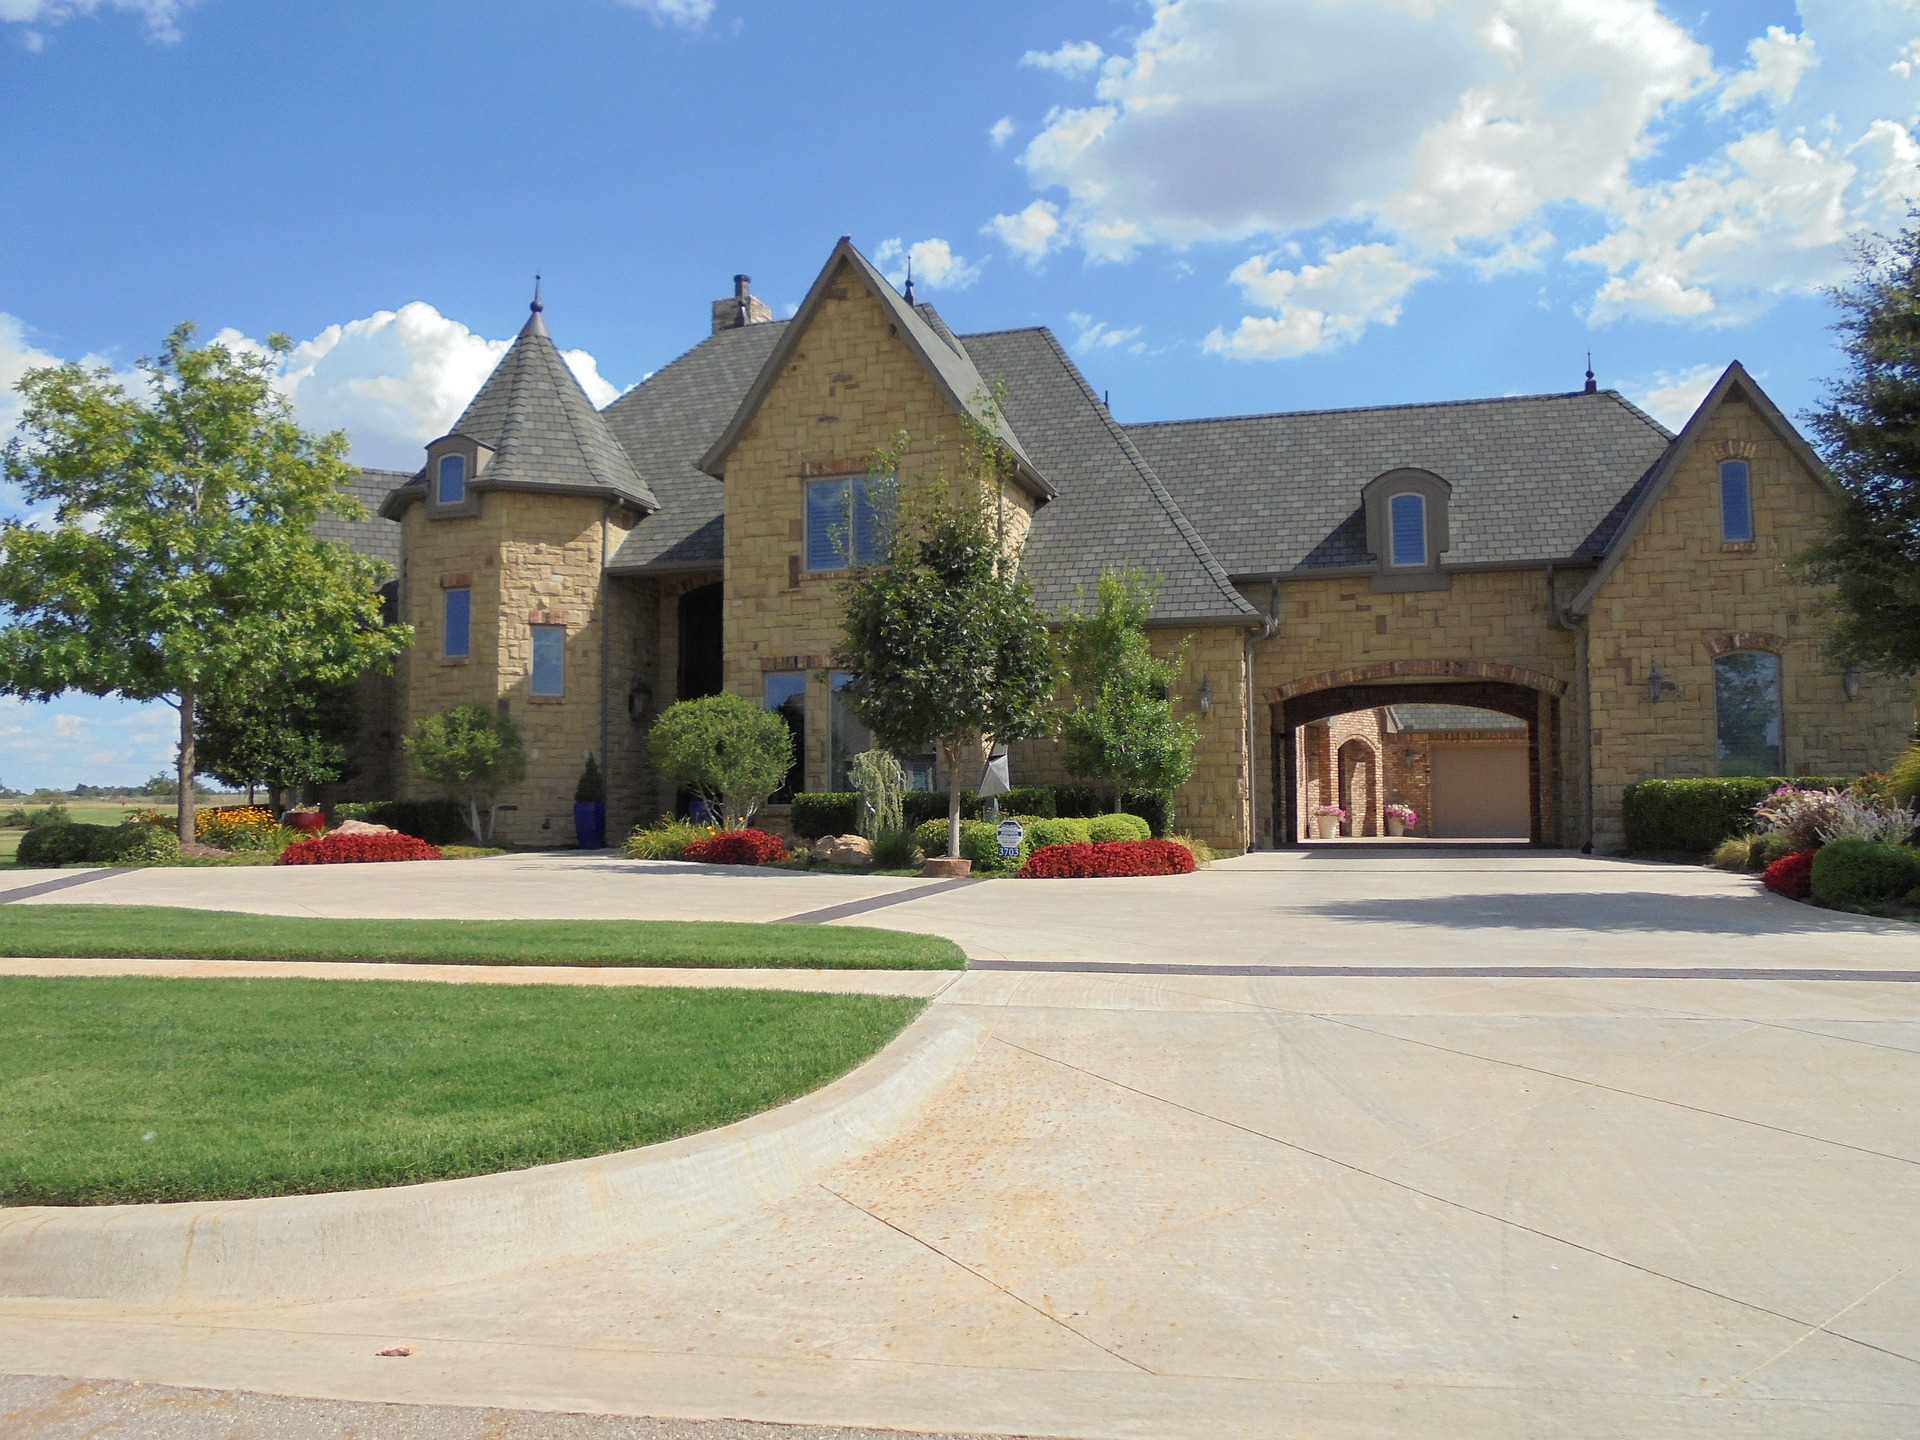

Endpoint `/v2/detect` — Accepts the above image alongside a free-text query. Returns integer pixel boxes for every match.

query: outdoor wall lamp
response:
[1197,675,1214,717]
[1645,662,1680,704]
[1843,666,1863,702]
[626,679,653,724]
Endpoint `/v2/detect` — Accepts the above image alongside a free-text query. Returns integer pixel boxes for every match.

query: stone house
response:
[332,238,1914,852]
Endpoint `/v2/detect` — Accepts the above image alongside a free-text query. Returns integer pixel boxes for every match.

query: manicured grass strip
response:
[0,976,924,1205]
[0,905,965,970]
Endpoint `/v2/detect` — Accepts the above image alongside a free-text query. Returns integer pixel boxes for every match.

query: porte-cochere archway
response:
[1268,660,1568,847]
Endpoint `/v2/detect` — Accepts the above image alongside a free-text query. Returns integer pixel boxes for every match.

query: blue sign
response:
[996,819,1025,859]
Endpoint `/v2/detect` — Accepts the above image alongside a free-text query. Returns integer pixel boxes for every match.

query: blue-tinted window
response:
[530,625,565,696]
[1715,650,1782,776]
[1720,460,1753,542]
[443,587,471,659]
[805,477,888,571]
[1389,492,1426,566]
[437,453,466,505]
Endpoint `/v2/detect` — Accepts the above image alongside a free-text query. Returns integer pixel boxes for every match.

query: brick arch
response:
[1708,631,1786,656]
[1267,659,1568,704]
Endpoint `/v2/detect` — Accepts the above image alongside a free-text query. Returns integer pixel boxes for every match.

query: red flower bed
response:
[682,828,787,866]
[1762,848,1816,900]
[1018,839,1197,879]
[277,832,443,865]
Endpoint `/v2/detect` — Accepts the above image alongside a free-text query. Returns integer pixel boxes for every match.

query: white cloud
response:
[1719,26,1816,111]
[0,0,186,44]
[52,714,87,738]
[0,695,176,791]
[873,237,981,291]
[1019,40,1102,75]
[1627,362,1724,429]
[984,200,1064,263]
[1068,312,1145,354]
[617,0,713,30]
[1204,242,1433,358]
[989,116,1017,148]
[0,313,61,440]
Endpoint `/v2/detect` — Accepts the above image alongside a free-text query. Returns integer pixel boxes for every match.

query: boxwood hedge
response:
[1622,776,1853,854]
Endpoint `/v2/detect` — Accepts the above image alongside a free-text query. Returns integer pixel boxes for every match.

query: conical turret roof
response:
[446,300,655,511]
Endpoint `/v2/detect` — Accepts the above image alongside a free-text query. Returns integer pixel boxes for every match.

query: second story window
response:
[1388,493,1427,567]
[1719,460,1753,542]
[444,587,471,659]
[438,453,466,505]
[805,475,888,571]
[530,624,565,697]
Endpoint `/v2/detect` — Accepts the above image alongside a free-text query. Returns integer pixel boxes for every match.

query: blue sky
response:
[2,0,1916,790]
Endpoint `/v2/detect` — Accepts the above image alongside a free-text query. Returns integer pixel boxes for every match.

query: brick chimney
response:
[712,273,773,334]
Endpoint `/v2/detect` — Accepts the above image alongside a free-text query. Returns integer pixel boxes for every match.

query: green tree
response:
[1798,224,1920,675]
[837,419,1056,860]
[647,693,792,828]
[403,704,527,842]
[195,677,358,809]
[0,324,410,843]
[1059,568,1197,814]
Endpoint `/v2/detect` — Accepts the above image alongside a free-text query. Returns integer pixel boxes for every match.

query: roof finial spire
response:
[1584,351,1596,394]
[521,274,549,337]
[531,274,543,315]
[903,256,916,306]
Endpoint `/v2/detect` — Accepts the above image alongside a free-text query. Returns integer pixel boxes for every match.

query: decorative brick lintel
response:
[798,458,868,479]
[1268,658,1568,703]
[439,572,472,589]
[527,610,571,626]
[758,654,827,673]
[1708,631,1786,656]
[1715,439,1759,460]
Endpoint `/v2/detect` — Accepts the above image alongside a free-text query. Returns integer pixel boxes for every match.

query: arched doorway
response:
[1269,662,1565,848]
[1336,738,1377,838]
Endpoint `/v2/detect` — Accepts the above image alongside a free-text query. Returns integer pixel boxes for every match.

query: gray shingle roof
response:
[1387,704,1527,732]
[1125,391,1674,576]
[963,329,1255,623]
[318,468,407,567]
[603,319,790,573]
[444,309,656,511]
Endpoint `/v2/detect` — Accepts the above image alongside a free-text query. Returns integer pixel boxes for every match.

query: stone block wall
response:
[1586,393,1915,850]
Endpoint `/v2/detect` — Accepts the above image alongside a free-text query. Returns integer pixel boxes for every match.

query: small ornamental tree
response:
[1059,568,1197,814]
[1797,223,1920,675]
[647,692,793,827]
[837,413,1057,860]
[195,677,358,810]
[0,324,409,843]
[403,703,527,842]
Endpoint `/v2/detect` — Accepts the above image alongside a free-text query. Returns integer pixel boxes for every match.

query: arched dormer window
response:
[1362,468,1451,592]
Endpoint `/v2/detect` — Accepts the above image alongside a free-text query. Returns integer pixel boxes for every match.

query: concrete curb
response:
[0,1009,984,1310]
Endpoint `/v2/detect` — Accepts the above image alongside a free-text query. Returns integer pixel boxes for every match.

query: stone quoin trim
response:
[1268,659,1569,704]
[1708,631,1786,656]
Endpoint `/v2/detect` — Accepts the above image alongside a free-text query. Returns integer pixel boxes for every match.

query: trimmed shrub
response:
[91,826,182,865]
[899,785,1059,830]
[1087,812,1152,843]
[16,823,108,867]
[1762,849,1816,900]
[1810,839,1920,910]
[1018,839,1198,879]
[1023,817,1092,849]
[1055,786,1170,837]
[790,793,858,840]
[1623,777,1853,854]
[278,832,443,865]
[332,799,472,847]
[621,817,720,861]
[682,828,787,865]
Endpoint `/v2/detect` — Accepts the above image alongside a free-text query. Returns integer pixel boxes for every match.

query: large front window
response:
[1388,492,1426,566]
[805,475,889,571]
[829,672,872,791]
[437,453,466,505]
[765,673,806,802]
[1715,650,1782,776]
[530,624,565,697]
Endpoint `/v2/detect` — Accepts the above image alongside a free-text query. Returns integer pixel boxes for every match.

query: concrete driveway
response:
[3,851,1918,1437]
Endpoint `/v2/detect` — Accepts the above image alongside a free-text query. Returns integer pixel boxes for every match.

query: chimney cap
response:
[734,274,751,299]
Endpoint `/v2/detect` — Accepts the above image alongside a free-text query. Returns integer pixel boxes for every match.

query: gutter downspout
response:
[1243,578,1282,849]
[1547,564,1594,854]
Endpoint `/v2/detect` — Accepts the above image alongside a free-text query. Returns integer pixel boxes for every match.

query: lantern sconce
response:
[1842,666,1863,702]
[1197,674,1214,718]
[626,679,653,724]
[1645,662,1679,704]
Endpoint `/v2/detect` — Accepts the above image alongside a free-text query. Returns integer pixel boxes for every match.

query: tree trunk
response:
[176,685,197,845]
[945,738,963,858]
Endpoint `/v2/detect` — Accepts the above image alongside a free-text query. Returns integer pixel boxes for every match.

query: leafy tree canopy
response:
[1799,223,1920,675]
[837,413,1056,858]
[403,704,527,842]
[1059,568,1197,811]
[647,693,792,828]
[195,676,358,809]
[0,324,410,840]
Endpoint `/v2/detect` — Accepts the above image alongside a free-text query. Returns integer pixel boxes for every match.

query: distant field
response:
[0,803,159,867]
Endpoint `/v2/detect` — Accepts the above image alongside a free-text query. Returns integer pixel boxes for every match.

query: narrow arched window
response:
[1719,460,1752,542]
[1389,493,1426,566]
[438,453,466,506]
[1715,650,1781,776]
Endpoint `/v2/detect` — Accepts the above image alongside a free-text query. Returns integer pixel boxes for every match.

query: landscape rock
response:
[812,834,873,867]
[334,819,399,836]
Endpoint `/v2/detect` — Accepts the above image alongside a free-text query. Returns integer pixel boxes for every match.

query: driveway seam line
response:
[0,869,136,906]
[816,1182,1156,1377]
[773,880,979,926]
[992,1036,1920,1372]
[966,960,1920,982]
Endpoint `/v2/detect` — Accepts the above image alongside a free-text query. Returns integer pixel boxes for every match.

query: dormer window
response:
[1719,460,1753,542]
[1362,468,1451,592]
[1388,493,1427,567]
[438,454,467,506]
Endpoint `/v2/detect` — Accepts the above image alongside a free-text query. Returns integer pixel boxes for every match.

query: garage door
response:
[1429,745,1530,839]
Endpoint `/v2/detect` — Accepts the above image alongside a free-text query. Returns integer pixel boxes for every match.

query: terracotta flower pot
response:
[285,810,325,834]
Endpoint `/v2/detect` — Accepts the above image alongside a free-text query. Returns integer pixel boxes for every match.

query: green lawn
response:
[0,905,965,969]
[0,977,922,1205]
